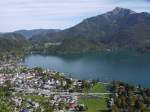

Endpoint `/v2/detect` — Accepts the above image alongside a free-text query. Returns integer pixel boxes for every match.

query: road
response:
[15,88,111,96]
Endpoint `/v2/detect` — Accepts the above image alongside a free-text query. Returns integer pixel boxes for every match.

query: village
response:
[0,59,110,112]
[0,58,150,112]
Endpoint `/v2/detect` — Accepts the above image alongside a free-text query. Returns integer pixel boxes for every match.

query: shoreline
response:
[0,57,150,112]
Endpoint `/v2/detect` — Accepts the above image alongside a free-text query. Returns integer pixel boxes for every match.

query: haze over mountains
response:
[1,7,150,53]
[15,29,61,39]
[0,33,29,53]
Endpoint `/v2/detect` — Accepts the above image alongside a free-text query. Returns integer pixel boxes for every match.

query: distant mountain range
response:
[1,7,150,54]
[30,7,138,42]
[29,7,150,53]
[15,29,61,39]
[0,33,29,54]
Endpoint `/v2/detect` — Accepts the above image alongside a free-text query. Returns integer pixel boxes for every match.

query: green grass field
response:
[90,83,108,93]
[79,83,109,112]
[25,95,47,102]
[79,95,108,112]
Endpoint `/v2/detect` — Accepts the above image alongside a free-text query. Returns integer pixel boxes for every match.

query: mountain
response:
[30,7,150,53]
[15,29,61,39]
[30,7,138,42]
[0,33,29,53]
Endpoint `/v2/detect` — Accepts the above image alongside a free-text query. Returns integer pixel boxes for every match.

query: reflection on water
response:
[24,52,150,87]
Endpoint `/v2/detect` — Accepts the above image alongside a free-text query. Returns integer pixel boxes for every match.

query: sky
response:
[0,0,150,32]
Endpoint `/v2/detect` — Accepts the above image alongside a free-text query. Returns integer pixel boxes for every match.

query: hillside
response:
[15,29,61,39]
[30,7,150,53]
[0,33,30,56]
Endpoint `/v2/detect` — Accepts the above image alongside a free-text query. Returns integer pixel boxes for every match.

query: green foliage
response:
[34,67,43,73]
[79,95,108,112]
[0,81,13,112]
[0,33,31,58]
[42,101,53,112]
[0,99,12,112]
[91,83,107,93]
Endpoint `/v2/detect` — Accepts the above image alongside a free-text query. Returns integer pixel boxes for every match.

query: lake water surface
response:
[24,52,150,87]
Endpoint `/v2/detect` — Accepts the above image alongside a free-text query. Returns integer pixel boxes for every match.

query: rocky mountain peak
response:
[111,7,136,15]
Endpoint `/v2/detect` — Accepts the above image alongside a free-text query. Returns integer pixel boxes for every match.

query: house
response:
[20,108,29,112]
[0,76,6,84]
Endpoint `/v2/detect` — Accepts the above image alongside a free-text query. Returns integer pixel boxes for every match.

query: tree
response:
[42,102,53,112]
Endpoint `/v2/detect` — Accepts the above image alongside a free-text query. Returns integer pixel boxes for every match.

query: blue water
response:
[24,52,150,87]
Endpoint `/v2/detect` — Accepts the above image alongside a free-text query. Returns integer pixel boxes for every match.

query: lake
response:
[24,52,150,87]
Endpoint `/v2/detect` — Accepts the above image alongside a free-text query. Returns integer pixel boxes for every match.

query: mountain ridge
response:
[15,29,61,39]
[0,32,30,56]
[30,7,143,42]
[1,7,150,54]
[30,7,150,53]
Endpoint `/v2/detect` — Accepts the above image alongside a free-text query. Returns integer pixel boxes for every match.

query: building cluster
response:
[0,63,90,112]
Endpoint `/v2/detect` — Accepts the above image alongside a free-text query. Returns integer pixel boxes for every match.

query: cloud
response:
[0,0,150,32]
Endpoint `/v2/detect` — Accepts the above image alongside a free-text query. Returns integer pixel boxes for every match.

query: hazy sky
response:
[0,0,150,32]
